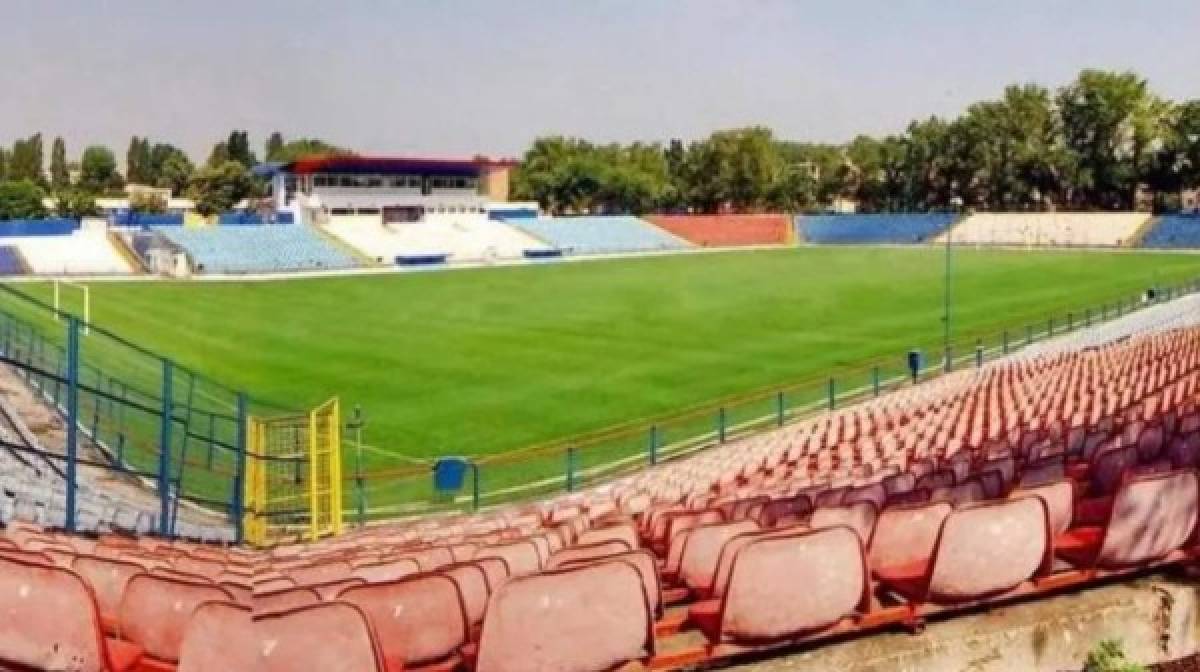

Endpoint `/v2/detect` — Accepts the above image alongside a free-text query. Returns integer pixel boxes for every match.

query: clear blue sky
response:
[4,0,1198,163]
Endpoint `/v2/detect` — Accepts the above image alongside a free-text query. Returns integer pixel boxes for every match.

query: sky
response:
[3,0,1199,163]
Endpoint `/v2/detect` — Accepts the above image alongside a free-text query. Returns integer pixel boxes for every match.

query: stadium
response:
[4,3,1200,671]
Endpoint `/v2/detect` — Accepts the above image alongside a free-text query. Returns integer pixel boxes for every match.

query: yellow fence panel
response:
[244,398,342,546]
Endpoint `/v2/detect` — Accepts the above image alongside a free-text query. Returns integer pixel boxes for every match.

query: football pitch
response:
[12,246,1200,472]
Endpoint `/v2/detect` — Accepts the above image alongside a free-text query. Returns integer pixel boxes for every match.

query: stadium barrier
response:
[0,283,331,544]
[244,397,344,546]
[351,276,1200,522]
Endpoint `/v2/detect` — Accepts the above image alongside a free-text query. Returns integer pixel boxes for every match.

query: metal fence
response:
[0,283,258,541]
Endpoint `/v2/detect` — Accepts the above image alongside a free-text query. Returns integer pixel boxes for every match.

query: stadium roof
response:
[254,155,518,178]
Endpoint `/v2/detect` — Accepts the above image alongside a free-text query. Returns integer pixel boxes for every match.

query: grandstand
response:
[1142,214,1200,249]
[323,213,553,265]
[644,214,792,247]
[1,279,1198,669]
[943,212,1151,247]
[797,213,959,244]
[509,215,692,256]
[152,224,361,274]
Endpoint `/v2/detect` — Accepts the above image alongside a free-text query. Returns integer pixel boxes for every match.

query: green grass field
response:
[10,247,1200,479]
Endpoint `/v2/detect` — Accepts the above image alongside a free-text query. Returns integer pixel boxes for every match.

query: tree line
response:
[512,69,1200,215]
[0,131,349,220]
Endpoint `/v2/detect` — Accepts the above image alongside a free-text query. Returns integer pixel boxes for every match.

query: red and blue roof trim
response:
[255,155,518,178]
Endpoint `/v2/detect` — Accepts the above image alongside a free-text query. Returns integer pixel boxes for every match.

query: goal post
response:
[52,280,90,334]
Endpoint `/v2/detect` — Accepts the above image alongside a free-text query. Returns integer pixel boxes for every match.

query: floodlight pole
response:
[943,197,963,372]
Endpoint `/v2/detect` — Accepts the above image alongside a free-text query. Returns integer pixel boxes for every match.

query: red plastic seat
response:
[117,573,235,666]
[177,601,254,672]
[1056,470,1199,569]
[868,502,953,574]
[73,554,145,635]
[689,526,869,643]
[473,562,653,672]
[875,496,1050,604]
[337,572,469,671]
[546,539,632,570]
[0,555,143,672]
[257,602,386,672]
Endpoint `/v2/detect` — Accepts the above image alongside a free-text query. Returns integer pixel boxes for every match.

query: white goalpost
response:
[52,280,91,335]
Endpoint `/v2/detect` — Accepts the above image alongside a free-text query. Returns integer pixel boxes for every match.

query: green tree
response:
[0,180,48,219]
[187,160,259,215]
[1057,70,1165,209]
[56,189,100,219]
[154,147,194,194]
[129,190,167,214]
[50,137,69,189]
[9,133,45,184]
[270,138,353,163]
[265,132,285,161]
[126,136,154,184]
[226,130,256,167]
[79,146,123,192]
[0,148,8,181]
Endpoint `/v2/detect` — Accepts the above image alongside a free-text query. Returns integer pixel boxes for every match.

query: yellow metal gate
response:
[244,398,343,546]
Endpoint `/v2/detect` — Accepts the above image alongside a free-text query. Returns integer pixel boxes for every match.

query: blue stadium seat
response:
[508,216,690,255]
[797,214,958,244]
[156,225,360,274]
[1140,215,1200,249]
[0,246,29,275]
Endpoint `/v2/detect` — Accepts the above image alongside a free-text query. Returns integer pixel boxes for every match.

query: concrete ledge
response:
[728,573,1199,672]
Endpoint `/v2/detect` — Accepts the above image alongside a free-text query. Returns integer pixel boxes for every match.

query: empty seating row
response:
[155,224,361,274]
[324,214,554,265]
[508,216,692,256]
[644,214,791,247]
[1141,214,1200,249]
[797,214,959,244]
[944,212,1151,247]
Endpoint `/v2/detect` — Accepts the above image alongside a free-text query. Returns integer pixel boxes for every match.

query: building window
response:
[365,176,382,188]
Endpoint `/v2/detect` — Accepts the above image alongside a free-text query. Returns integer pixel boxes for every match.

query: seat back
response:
[869,502,953,570]
[710,526,805,599]
[352,557,420,583]
[257,602,384,672]
[119,573,235,663]
[811,501,878,546]
[478,540,541,577]
[73,554,145,622]
[927,497,1049,602]
[930,481,985,507]
[287,560,353,586]
[758,496,811,527]
[577,522,638,549]
[441,562,491,627]
[0,556,112,672]
[720,526,868,641]
[679,519,760,591]
[1010,480,1074,536]
[256,586,321,613]
[546,540,632,569]
[474,556,510,591]
[475,562,652,672]
[1097,470,1199,568]
[1091,444,1138,496]
[562,549,663,617]
[336,572,468,667]
[663,509,725,573]
[177,602,255,672]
